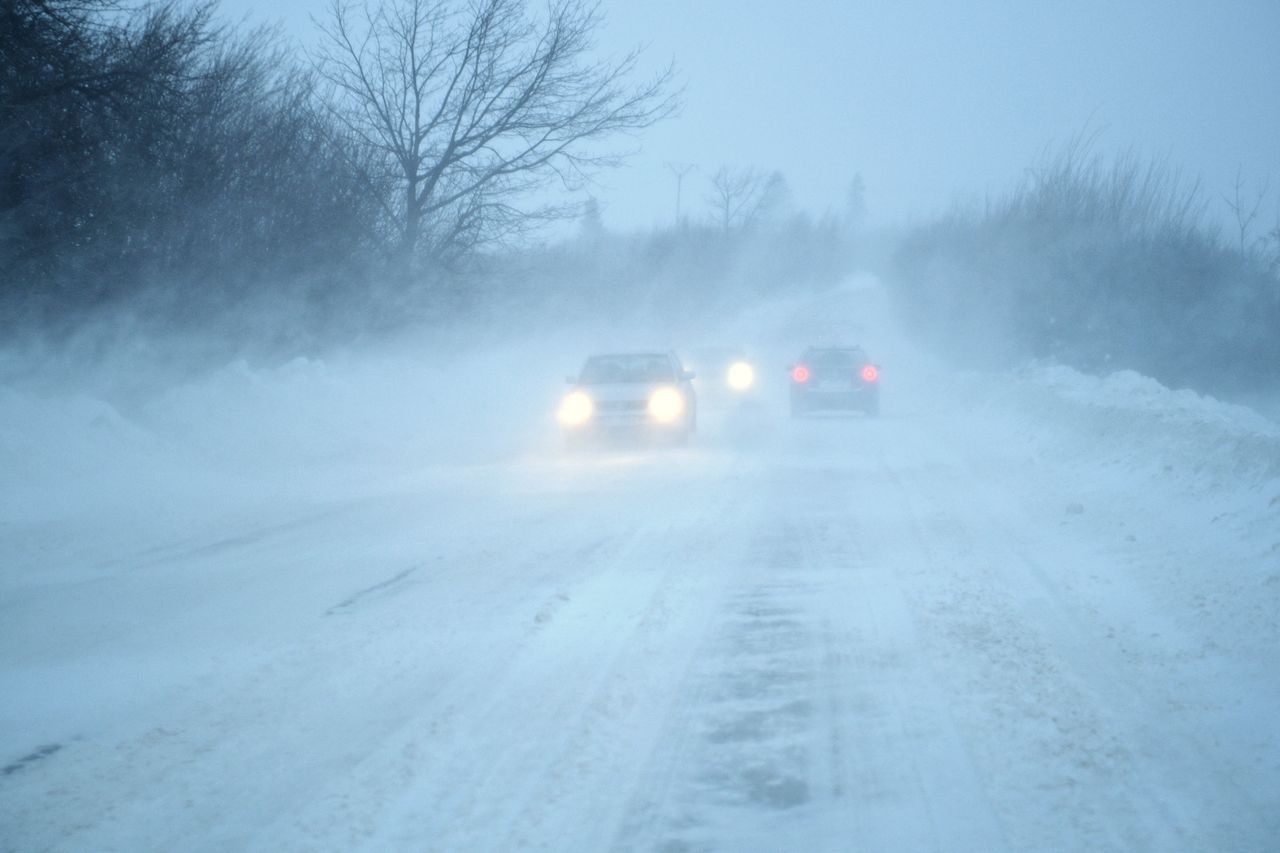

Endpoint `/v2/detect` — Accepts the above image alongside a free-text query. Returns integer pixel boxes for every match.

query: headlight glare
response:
[647,387,685,423]
[557,390,594,427]
[727,361,755,391]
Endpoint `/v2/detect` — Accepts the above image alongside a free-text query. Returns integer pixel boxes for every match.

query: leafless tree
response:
[753,170,790,224]
[1267,195,1280,274]
[706,166,788,231]
[706,166,763,231]
[312,0,677,270]
[1222,167,1270,256]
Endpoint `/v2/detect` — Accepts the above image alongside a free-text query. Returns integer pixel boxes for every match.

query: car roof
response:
[584,351,672,359]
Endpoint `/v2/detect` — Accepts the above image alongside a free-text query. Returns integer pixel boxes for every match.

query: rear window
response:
[580,354,674,384]
[805,349,867,369]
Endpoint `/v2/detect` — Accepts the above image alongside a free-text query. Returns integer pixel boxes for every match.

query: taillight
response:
[860,365,878,383]
[791,365,810,383]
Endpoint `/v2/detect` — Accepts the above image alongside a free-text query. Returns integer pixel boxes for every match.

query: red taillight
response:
[860,365,878,383]
[791,365,810,383]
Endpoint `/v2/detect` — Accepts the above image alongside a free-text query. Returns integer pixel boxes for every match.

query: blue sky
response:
[222,0,1280,231]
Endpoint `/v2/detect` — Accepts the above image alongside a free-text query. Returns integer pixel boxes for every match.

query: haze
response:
[222,0,1280,227]
[2,0,1278,850]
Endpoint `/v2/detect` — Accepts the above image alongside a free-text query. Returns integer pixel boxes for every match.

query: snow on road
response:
[2,281,1278,851]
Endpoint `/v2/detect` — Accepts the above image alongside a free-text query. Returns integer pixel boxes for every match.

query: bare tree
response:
[1267,193,1280,275]
[1222,167,1270,256]
[753,170,790,224]
[312,0,677,270]
[706,166,765,231]
[705,166,789,231]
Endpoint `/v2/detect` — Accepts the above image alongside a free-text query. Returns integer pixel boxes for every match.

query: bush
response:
[0,0,384,338]
[891,141,1280,393]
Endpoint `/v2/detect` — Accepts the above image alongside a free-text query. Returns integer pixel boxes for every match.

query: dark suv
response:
[788,346,880,417]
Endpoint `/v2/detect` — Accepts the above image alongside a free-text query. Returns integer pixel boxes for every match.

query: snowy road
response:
[3,288,1279,851]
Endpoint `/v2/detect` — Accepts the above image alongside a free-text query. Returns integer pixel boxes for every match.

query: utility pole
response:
[665,162,696,227]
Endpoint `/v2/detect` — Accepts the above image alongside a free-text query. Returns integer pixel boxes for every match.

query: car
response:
[683,346,761,408]
[788,345,880,417]
[557,351,697,446]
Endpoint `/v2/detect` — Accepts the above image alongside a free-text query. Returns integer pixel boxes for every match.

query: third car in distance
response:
[788,345,880,417]
[684,346,761,408]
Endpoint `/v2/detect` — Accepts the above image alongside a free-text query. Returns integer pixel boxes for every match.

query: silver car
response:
[558,352,697,446]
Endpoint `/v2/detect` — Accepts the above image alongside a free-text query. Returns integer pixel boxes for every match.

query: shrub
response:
[891,141,1280,392]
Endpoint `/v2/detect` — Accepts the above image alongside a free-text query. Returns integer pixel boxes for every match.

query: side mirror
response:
[681,370,696,381]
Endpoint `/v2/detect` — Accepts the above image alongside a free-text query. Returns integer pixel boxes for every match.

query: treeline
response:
[2,0,858,359]
[467,212,856,332]
[1,0,680,349]
[891,142,1280,393]
[1,0,386,336]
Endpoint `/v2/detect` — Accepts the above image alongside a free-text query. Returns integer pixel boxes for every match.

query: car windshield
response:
[579,354,675,384]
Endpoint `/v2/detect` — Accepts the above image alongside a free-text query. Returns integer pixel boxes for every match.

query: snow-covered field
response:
[2,280,1278,852]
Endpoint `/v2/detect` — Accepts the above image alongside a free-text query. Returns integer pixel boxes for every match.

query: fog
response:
[3,0,1280,850]
[221,0,1280,230]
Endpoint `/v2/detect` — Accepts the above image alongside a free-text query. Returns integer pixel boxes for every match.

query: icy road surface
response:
[3,286,1279,851]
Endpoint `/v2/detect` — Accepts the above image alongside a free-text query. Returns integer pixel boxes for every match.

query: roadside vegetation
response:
[1,0,383,339]
[890,139,1280,394]
[0,0,674,350]
[2,0,857,369]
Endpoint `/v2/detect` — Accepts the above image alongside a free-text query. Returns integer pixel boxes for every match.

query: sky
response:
[221,0,1280,232]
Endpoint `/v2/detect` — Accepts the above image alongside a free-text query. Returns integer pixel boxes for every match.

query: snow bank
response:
[0,334,576,588]
[966,361,1280,647]
[992,363,1280,496]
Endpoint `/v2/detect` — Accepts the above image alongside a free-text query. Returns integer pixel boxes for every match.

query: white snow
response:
[2,279,1278,852]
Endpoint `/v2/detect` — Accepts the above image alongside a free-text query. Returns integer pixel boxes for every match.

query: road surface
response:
[3,285,1278,851]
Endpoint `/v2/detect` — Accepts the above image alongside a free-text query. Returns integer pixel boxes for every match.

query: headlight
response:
[647,387,685,423]
[726,361,755,391]
[557,390,593,427]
